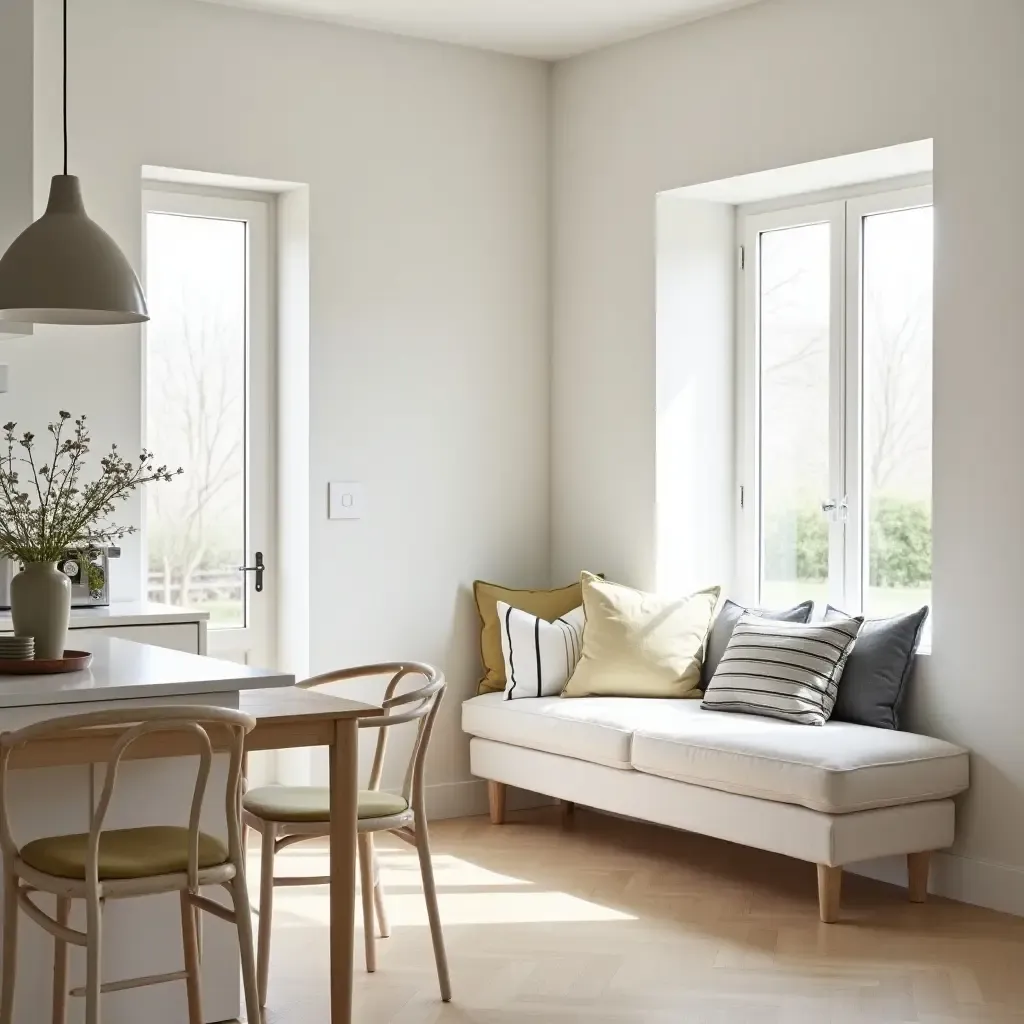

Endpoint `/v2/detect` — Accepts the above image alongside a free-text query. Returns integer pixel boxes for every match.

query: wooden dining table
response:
[7,685,383,1024]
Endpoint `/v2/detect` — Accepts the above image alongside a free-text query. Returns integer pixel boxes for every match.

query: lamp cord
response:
[62,0,68,176]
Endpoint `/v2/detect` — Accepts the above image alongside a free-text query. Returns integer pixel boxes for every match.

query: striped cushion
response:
[498,601,585,700]
[701,613,863,726]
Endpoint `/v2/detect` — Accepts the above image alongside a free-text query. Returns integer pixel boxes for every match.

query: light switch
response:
[329,481,364,520]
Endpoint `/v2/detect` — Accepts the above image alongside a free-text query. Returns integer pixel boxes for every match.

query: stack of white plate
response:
[0,636,34,661]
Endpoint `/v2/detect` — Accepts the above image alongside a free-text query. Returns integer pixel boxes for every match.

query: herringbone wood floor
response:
[255,806,1024,1023]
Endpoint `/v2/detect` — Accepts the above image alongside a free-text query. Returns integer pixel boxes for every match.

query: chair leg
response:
[256,824,276,1008]
[414,824,451,1002]
[84,893,103,1024]
[908,851,931,903]
[372,844,390,939]
[817,864,842,924]
[51,896,70,1024]
[1,871,19,1024]
[230,872,262,1024]
[179,892,204,1024]
[487,781,506,825]
[358,834,376,973]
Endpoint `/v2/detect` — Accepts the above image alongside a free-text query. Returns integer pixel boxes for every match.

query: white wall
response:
[0,0,34,340]
[9,0,550,808]
[655,195,735,597]
[552,0,1024,912]
[0,0,32,254]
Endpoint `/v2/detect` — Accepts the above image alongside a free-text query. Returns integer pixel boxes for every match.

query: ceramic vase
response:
[10,561,72,660]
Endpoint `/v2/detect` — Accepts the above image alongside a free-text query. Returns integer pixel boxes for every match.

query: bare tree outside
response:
[145,213,247,626]
[864,302,929,493]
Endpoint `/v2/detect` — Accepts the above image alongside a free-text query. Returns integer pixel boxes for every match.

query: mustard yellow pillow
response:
[473,579,584,694]
[563,572,720,699]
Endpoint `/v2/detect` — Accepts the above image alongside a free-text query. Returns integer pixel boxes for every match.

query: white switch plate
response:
[329,481,364,520]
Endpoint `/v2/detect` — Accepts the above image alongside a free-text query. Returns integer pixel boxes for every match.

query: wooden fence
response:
[147,567,242,606]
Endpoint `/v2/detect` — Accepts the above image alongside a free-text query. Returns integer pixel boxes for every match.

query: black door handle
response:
[239,551,265,593]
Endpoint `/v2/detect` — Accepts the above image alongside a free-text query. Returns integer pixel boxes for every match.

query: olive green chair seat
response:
[243,786,409,823]
[20,825,230,880]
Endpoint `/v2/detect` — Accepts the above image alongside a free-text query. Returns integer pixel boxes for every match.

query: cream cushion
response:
[563,573,720,699]
[20,826,228,880]
[463,692,671,770]
[630,700,969,813]
[244,786,409,823]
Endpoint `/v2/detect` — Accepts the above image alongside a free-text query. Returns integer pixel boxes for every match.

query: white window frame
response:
[736,179,933,615]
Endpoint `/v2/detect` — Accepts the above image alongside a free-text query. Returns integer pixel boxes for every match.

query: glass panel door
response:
[741,185,933,624]
[143,190,274,666]
[145,212,247,628]
[859,203,933,617]
[757,221,835,608]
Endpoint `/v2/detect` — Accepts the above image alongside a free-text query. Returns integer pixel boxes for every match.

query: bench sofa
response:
[462,692,969,921]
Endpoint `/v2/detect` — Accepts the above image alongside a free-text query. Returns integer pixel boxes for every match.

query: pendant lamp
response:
[0,0,148,325]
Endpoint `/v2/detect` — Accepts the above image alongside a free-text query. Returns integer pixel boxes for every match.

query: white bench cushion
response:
[463,692,969,814]
[462,692,679,770]
[631,700,968,813]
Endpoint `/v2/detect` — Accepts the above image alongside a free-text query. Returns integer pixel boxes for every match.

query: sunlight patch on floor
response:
[251,847,636,927]
[249,848,534,889]
[274,888,636,927]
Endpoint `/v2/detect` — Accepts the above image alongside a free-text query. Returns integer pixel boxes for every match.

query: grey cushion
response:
[701,599,814,689]
[825,606,929,729]
[701,613,862,726]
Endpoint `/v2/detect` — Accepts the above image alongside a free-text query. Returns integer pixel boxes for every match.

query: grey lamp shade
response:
[0,175,149,326]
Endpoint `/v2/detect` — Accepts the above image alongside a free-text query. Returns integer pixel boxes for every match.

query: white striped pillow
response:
[497,601,585,700]
[701,613,863,726]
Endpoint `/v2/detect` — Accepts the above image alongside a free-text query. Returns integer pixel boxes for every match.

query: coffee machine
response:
[0,546,119,609]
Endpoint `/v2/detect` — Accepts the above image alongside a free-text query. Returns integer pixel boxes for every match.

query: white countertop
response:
[0,601,210,632]
[0,637,292,708]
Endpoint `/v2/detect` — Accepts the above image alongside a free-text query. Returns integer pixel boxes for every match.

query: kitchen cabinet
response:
[0,602,209,654]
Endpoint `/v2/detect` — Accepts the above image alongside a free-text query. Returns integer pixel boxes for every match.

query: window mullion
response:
[827,203,849,612]
[842,201,865,615]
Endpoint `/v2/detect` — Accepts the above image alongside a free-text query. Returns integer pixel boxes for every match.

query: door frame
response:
[736,200,846,608]
[736,180,933,614]
[141,186,278,669]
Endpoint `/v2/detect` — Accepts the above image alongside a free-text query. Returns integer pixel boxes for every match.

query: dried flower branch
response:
[0,412,181,563]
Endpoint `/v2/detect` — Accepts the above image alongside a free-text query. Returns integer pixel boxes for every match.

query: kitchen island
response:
[0,637,292,1024]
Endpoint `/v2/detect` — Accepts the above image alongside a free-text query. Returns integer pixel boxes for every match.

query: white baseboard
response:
[423,779,552,820]
[849,850,1024,918]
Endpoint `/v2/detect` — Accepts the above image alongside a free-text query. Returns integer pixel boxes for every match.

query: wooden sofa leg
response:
[817,865,842,923]
[907,851,931,903]
[560,799,575,825]
[487,781,506,825]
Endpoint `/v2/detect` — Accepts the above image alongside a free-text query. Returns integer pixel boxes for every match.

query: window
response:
[143,188,275,664]
[738,184,933,620]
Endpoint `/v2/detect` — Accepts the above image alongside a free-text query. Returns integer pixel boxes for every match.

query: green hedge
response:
[764,496,931,587]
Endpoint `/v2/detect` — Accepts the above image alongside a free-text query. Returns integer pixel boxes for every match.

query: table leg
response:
[329,717,359,1024]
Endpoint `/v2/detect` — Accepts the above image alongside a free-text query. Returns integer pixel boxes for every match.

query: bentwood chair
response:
[0,706,261,1024]
[243,662,450,1007]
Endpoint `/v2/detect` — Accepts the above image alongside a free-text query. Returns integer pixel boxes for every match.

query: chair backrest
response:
[0,705,255,889]
[299,662,445,813]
